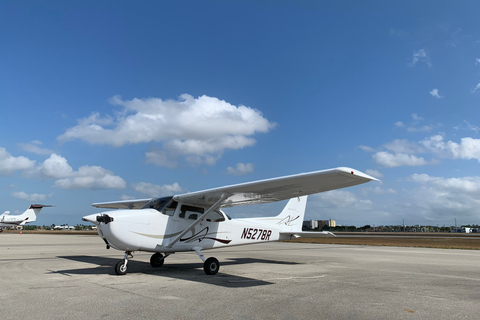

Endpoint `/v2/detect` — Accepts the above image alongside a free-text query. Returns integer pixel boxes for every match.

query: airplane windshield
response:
[142,196,176,215]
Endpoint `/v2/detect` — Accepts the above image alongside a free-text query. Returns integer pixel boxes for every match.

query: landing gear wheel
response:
[203,257,220,275]
[150,253,164,268]
[115,260,128,275]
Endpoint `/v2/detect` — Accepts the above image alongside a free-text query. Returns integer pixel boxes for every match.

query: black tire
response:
[115,260,128,275]
[203,257,220,275]
[150,253,164,268]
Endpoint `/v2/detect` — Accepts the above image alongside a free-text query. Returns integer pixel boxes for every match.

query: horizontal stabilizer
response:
[280,231,336,239]
[29,204,55,209]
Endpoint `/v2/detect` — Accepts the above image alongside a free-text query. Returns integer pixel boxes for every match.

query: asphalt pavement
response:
[1,233,479,319]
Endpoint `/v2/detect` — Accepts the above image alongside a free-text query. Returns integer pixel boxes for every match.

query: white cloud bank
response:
[58,94,276,167]
[18,140,53,155]
[0,147,125,190]
[421,135,480,162]
[12,191,53,202]
[405,174,480,221]
[373,151,433,168]
[371,134,480,168]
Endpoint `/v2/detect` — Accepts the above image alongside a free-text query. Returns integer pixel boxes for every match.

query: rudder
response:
[275,196,307,232]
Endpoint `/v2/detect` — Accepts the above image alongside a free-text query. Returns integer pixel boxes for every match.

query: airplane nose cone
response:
[82,213,100,225]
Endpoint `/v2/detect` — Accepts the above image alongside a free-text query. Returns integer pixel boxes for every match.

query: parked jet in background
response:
[0,204,53,229]
[84,167,377,276]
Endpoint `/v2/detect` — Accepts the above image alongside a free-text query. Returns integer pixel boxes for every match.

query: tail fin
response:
[20,204,53,224]
[275,196,307,232]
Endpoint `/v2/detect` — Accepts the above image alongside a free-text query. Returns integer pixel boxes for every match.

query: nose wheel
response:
[115,251,133,275]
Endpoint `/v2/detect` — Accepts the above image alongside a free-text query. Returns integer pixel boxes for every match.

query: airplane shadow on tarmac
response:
[55,255,299,288]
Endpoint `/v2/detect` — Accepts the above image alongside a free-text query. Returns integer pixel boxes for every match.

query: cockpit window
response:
[142,196,177,216]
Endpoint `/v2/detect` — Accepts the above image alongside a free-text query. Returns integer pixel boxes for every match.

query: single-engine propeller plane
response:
[83,167,377,275]
[0,204,53,229]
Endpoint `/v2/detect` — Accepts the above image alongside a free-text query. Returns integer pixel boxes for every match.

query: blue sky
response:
[2,0,480,227]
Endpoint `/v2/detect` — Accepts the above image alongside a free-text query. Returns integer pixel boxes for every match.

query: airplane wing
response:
[92,198,152,209]
[174,167,378,208]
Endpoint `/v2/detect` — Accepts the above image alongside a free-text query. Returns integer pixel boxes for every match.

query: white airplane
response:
[0,204,53,228]
[83,167,377,276]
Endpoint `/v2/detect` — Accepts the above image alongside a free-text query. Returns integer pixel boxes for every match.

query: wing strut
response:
[165,193,229,249]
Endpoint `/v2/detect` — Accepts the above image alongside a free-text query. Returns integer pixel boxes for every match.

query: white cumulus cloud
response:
[421,135,480,162]
[133,182,184,198]
[429,88,443,99]
[311,190,373,209]
[58,94,276,167]
[53,165,126,190]
[0,147,36,175]
[405,174,480,221]
[227,163,254,176]
[1,149,126,190]
[373,151,432,167]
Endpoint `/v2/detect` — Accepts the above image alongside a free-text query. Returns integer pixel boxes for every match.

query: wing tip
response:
[336,167,380,182]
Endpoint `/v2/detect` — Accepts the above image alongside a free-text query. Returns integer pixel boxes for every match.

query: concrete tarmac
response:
[1,233,479,319]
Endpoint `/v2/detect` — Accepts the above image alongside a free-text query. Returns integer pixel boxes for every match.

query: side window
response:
[205,210,225,222]
[179,205,204,220]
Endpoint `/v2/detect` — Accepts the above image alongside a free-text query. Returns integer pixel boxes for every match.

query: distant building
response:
[54,225,75,230]
[451,227,479,233]
[302,219,336,230]
[303,220,319,230]
[319,219,336,228]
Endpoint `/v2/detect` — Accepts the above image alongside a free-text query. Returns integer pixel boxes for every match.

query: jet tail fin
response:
[22,204,54,223]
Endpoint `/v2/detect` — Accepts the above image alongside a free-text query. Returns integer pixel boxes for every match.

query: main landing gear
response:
[150,252,170,268]
[114,249,220,275]
[195,247,220,275]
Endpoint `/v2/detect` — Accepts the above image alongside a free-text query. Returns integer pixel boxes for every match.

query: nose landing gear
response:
[115,251,133,275]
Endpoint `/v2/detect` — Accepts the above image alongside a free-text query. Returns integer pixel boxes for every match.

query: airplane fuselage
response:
[91,208,288,253]
[0,215,29,227]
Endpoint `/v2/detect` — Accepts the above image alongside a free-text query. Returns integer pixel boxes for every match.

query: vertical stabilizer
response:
[19,205,53,224]
[275,196,307,232]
